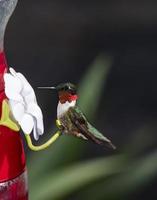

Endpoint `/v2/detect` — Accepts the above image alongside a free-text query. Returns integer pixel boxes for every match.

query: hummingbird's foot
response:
[56,119,64,132]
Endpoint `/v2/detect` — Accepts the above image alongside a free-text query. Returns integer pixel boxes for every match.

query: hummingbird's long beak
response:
[38,87,56,90]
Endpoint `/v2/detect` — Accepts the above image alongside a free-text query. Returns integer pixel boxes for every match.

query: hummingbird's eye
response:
[64,86,69,91]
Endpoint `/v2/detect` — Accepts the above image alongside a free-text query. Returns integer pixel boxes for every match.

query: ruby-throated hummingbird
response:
[38,83,116,149]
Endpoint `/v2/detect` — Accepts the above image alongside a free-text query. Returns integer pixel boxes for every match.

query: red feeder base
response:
[0,171,28,200]
[0,51,28,199]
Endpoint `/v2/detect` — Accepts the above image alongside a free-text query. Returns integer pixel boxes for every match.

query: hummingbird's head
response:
[55,82,78,104]
[38,82,78,104]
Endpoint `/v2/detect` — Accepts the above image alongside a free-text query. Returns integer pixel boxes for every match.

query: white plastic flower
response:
[4,67,44,140]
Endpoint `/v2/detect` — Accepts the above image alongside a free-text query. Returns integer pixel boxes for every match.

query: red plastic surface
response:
[0,171,28,200]
[0,52,7,92]
[0,51,26,182]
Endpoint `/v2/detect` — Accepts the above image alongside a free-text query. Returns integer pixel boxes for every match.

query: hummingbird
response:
[38,83,116,149]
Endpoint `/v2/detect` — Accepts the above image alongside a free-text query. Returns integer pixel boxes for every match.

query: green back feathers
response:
[68,106,116,149]
[70,106,110,142]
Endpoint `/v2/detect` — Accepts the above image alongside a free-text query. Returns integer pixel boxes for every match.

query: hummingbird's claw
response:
[56,119,64,131]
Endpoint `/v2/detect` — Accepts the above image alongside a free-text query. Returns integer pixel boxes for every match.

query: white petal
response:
[19,114,34,134]
[4,73,22,93]
[4,73,23,102]
[37,118,44,135]
[27,103,44,135]
[32,117,39,141]
[9,67,17,76]
[16,73,36,102]
[9,100,25,122]
[6,68,44,139]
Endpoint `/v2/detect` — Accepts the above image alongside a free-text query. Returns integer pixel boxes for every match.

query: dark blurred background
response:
[5,1,157,199]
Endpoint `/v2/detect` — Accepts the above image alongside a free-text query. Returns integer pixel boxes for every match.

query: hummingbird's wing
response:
[69,106,116,149]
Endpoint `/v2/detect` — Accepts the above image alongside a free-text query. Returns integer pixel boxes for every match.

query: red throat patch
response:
[59,92,78,104]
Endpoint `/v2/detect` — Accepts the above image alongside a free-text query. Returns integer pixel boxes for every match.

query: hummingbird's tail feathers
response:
[88,133,116,150]
[103,140,116,150]
[87,123,116,150]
